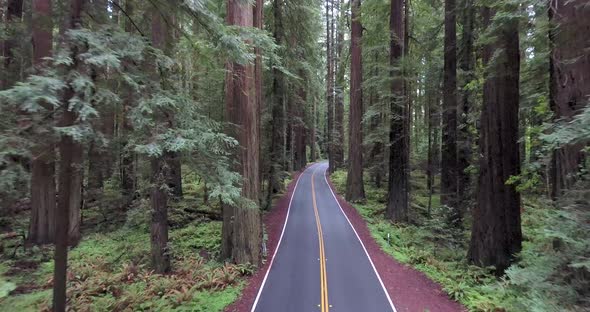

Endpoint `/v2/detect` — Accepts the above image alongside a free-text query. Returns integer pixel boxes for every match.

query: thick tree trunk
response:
[457,0,475,211]
[441,0,459,221]
[346,0,365,201]
[548,0,590,198]
[28,0,55,245]
[53,1,83,310]
[468,8,521,274]
[386,0,408,222]
[221,0,262,265]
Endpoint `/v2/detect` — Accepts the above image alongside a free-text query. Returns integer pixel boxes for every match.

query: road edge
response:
[225,164,313,312]
[323,171,466,312]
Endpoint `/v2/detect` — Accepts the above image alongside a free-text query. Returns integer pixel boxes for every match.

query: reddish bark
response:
[468,8,521,273]
[345,0,365,201]
[386,0,409,222]
[221,0,262,265]
[28,0,55,245]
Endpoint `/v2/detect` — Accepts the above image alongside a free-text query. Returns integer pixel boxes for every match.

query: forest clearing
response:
[0,0,588,311]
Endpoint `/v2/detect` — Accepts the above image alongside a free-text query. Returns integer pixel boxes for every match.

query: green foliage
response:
[0,220,245,311]
[331,169,589,311]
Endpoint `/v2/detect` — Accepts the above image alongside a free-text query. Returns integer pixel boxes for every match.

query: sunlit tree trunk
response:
[468,8,521,274]
[221,0,262,265]
[346,0,365,201]
[333,0,344,170]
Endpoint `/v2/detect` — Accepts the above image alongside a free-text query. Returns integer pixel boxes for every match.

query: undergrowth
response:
[0,190,246,311]
[330,169,589,312]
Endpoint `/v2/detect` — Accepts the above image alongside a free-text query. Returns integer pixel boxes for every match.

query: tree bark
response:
[346,0,365,201]
[468,8,521,274]
[53,1,83,310]
[221,0,262,265]
[149,6,172,273]
[333,0,344,170]
[326,0,335,173]
[386,0,408,222]
[548,0,590,198]
[254,0,263,198]
[28,0,55,245]
[441,0,459,221]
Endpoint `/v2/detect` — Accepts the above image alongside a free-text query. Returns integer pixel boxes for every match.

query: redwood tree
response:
[548,0,590,198]
[468,7,522,273]
[28,0,55,245]
[386,0,408,222]
[346,0,365,201]
[221,0,263,265]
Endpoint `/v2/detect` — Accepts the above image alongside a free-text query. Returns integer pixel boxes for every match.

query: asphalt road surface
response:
[252,162,397,312]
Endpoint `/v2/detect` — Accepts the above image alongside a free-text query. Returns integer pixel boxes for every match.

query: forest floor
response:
[329,169,580,312]
[0,176,254,311]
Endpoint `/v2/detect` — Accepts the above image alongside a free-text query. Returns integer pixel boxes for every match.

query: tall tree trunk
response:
[53,1,83,310]
[345,0,365,201]
[548,0,590,198]
[167,153,183,200]
[221,0,262,265]
[333,0,344,170]
[149,7,172,273]
[441,0,459,222]
[386,0,408,222]
[28,0,55,245]
[457,0,475,211]
[468,8,521,274]
[254,0,263,198]
[310,97,317,162]
[326,0,335,173]
[268,0,285,197]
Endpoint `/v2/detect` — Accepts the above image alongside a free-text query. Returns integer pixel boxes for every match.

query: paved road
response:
[252,162,397,312]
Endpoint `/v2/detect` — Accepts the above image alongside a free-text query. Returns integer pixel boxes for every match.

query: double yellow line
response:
[311,169,330,312]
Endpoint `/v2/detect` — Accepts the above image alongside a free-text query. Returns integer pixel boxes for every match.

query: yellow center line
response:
[311,169,329,312]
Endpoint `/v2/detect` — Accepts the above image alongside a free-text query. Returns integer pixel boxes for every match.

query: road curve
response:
[252,162,397,312]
